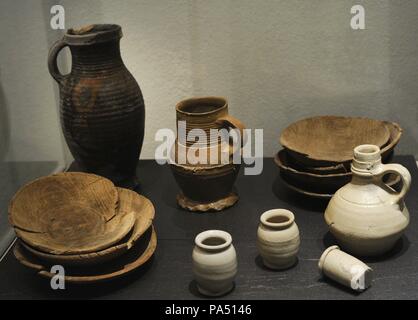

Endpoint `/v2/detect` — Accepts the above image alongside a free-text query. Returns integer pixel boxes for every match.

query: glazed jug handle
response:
[48,39,69,84]
[377,163,411,204]
[216,115,246,146]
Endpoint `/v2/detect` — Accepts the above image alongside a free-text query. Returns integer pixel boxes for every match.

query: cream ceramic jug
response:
[324,144,411,256]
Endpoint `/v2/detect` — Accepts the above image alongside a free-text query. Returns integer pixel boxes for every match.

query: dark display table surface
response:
[0,156,417,300]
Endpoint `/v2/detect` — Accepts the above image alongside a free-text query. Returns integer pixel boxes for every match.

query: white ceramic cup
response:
[257,209,300,270]
[192,230,237,297]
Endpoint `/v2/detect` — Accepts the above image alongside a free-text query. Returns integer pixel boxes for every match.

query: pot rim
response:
[318,245,340,275]
[353,144,381,162]
[176,96,228,117]
[260,209,295,229]
[64,24,122,45]
[195,230,232,251]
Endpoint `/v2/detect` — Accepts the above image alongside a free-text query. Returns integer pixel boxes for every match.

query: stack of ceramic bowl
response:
[8,172,156,284]
[275,116,402,198]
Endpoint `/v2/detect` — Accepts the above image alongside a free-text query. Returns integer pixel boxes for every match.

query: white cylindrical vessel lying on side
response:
[319,245,373,292]
[257,209,300,270]
[192,230,237,297]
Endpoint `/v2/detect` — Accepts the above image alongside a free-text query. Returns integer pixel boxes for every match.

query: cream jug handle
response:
[48,39,69,84]
[377,163,411,204]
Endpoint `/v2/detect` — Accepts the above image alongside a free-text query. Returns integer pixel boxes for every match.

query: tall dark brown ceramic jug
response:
[48,24,145,188]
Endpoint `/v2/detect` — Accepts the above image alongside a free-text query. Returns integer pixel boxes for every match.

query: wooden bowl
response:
[285,156,350,174]
[9,172,136,255]
[274,149,400,196]
[274,150,352,195]
[281,180,334,199]
[20,188,155,266]
[284,120,401,173]
[13,226,157,284]
[280,116,391,167]
[380,121,402,159]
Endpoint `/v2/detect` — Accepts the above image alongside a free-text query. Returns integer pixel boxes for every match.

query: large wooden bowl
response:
[285,120,402,170]
[20,188,155,266]
[280,116,391,167]
[9,172,136,255]
[13,226,157,284]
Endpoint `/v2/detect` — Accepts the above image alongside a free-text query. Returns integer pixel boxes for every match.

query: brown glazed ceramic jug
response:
[48,24,145,188]
[170,97,245,212]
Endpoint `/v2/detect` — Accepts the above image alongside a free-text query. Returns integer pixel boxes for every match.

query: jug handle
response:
[48,39,69,84]
[216,115,246,146]
[377,163,411,204]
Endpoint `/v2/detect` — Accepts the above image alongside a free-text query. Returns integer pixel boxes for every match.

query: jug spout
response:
[351,144,382,174]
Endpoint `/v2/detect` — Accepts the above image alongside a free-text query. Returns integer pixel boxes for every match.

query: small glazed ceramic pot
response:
[192,230,237,297]
[319,246,373,292]
[257,209,300,270]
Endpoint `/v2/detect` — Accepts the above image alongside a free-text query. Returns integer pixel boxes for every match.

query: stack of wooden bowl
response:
[275,116,402,198]
[8,172,156,284]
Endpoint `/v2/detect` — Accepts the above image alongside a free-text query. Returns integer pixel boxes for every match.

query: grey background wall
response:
[0,0,417,164]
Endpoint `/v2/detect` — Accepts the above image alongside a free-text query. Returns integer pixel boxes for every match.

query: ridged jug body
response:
[48,25,145,188]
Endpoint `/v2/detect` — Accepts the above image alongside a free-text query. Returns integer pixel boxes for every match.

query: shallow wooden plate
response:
[280,116,390,166]
[9,172,118,229]
[8,172,137,255]
[20,188,155,266]
[274,149,352,194]
[275,149,401,196]
[380,121,402,159]
[285,154,350,174]
[15,207,135,255]
[14,226,157,284]
[282,180,333,199]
